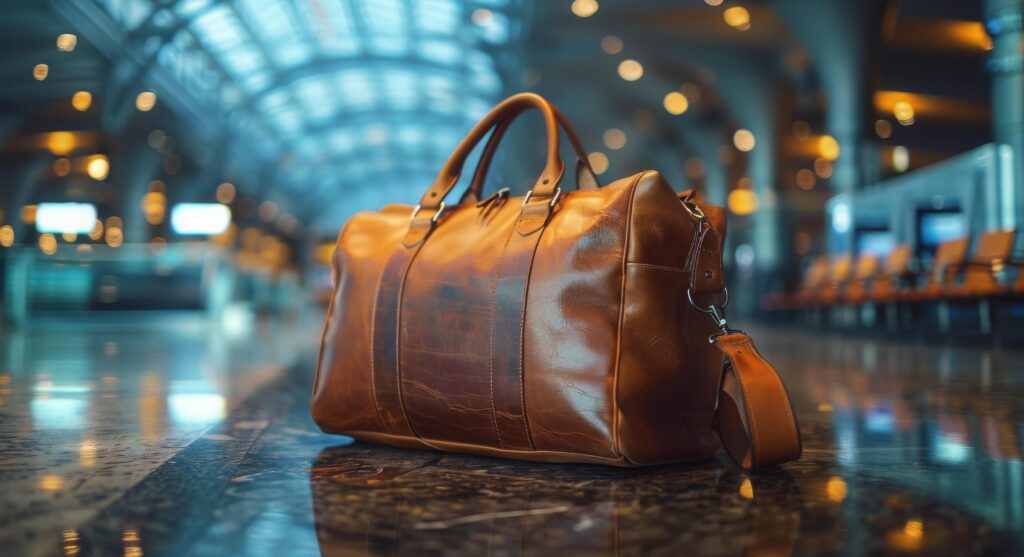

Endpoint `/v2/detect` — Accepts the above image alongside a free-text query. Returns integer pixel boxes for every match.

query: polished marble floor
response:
[2,317,1023,556]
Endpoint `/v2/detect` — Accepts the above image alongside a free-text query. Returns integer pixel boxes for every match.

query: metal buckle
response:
[409,202,446,224]
[522,187,562,208]
[687,287,739,341]
[681,199,706,221]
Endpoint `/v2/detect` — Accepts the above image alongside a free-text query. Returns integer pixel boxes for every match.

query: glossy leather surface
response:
[314,93,798,469]
[314,168,726,465]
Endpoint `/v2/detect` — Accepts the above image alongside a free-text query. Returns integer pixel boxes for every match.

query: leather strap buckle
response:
[409,202,447,225]
[522,187,562,208]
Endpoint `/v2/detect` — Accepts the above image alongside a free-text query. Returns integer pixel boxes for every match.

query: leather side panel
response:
[521,176,638,458]
[397,202,523,446]
[312,205,412,434]
[616,172,722,464]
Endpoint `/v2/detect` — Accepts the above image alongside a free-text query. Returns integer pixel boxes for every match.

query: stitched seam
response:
[487,228,512,449]
[517,226,544,451]
[626,262,686,273]
[393,243,427,440]
[749,340,799,453]
[367,261,390,431]
[337,431,629,463]
[735,340,762,467]
[611,171,650,463]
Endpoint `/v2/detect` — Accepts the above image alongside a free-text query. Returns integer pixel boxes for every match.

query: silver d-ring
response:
[687,287,729,313]
[430,201,446,223]
[522,187,562,208]
[410,203,446,224]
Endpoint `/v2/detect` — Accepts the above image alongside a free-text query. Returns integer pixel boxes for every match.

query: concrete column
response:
[985,0,1024,240]
[772,0,886,193]
[677,121,728,207]
[113,135,162,244]
[714,68,785,274]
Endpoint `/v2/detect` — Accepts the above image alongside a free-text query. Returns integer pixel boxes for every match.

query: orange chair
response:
[788,255,830,308]
[842,253,881,304]
[949,229,1016,298]
[870,244,913,303]
[816,254,853,306]
[909,237,969,301]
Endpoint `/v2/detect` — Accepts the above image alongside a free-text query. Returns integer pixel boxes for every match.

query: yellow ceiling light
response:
[875,119,892,138]
[818,135,840,160]
[600,35,623,55]
[705,0,723,5]
[617,59,643,81]
[89,219,104,241]
[571,0,599,18]
[663,91,689,115]
[814,158,833,179]
[588,152,609,175]
[893,101,915,125]
[39,233,58,255]
[727,189,758,215]
[733,129,756,152]
[33,64,49,81]
[0,225,14,248]
[56,33,77,52]
[142,192,166,225]
[105,226,124,248]
[796,169,816,190]
[135,91,157,112]
[46,131,76,156]
[602,128,626,150]
[892,145,910,172]
[723,6,750,31]
[21,205,37,224]
[216,182,237,204]
[87,155,110,180]
[71,91,92,111]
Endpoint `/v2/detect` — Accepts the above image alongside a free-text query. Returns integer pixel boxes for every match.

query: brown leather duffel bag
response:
[313,93,801,471]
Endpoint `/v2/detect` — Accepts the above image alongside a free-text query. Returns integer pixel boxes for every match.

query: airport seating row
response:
[762,229,1023,332]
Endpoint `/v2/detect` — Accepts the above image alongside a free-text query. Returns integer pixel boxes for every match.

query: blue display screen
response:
[920,212,965,248]
[857,231,895,257]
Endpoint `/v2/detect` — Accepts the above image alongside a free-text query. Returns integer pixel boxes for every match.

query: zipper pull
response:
[475,187,510,209]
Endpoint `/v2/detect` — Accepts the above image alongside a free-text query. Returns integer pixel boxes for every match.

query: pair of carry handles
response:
[415,93,598,219]
[416,93,802,471]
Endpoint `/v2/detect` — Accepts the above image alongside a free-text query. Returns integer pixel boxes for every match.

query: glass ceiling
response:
[94,0,518,220]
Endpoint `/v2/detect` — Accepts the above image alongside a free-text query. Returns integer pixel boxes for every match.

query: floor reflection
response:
[2,325,1024,555]
[309,443,803,556]
[0,313,318,556]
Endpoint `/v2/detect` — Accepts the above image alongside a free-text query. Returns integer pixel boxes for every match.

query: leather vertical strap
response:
[486,203,550,450]
[368,216,436,437]
[712,332,801,471]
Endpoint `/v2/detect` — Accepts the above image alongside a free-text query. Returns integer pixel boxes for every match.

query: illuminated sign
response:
[170,203,231,235]
[35,203,98,234]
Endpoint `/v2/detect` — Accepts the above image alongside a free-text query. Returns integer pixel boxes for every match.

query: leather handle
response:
[712,332,802,471]
[418,93,564,210]
[461,105,600,204]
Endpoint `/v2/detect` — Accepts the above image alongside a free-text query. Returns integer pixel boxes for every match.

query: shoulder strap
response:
[712,332,802,471]
[679,198,800,471]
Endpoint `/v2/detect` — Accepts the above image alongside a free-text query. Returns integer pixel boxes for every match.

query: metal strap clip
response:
[409,201,446,225]
[521,187,562,208]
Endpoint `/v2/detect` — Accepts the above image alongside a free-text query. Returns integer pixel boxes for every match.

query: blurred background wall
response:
[0,0,1016,323]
